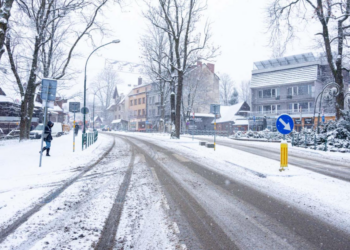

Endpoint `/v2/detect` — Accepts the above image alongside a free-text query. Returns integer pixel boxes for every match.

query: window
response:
[298,85,308,95]
[119,106,121,111]
[130,100,133,106]
[259,106,263,113]
[142,109,145,115]
[134,110,137,116]
[259,89,277,98]
[138,110,141,115]
[118,115,120,119]
[134,99,137,105]
[299,102,308,111]
[142,97,145,104]
[263,89,272,98]
[138,98,141,104]
[288,85,311,96]
[137,90,139,93]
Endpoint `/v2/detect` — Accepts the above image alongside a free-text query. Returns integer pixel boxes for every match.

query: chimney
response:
[138,77,142,85]
[207,63,215,73]
[197,61,202,68]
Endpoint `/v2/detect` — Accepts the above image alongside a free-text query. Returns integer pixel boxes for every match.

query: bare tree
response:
[144,0,219,138]
[140,24,170,132]
[268,0,350,120]
[219,73,234,106]
[0,0,14,61]
[92,64,121,123]
[5,0,119,140]
[238,80,251,105]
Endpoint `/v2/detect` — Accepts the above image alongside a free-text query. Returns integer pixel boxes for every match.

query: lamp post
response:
[312,82,340,134]
[83,40,120,136]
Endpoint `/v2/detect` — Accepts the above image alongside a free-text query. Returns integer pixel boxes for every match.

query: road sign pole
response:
[73,112,76,152]
[214,114,216,151]
[39,86,49,168]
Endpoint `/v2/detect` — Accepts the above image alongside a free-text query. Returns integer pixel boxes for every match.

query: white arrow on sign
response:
[279,118,291,131]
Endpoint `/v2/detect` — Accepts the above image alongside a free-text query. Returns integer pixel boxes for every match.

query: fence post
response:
[324,137,328,151]
[314,135,317,150]
[305,134,307,147]
[292,134,294,147]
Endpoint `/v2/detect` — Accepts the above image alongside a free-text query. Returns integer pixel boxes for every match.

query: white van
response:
[30,122,63,139]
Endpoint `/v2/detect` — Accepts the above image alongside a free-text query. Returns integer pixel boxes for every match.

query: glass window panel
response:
[263,105,271,112]
[298,85,308,95]
[263,89,271,98]
[293,87,298,95]
[289,103,293,111]
[309,102,314,111]
[287,87,293,96]
[258,91,262,98]
[272,89,276,97]
[293,103,298,112]
[299,102,308,110]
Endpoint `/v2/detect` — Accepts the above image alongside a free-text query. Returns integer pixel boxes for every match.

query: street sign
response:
[253,116,256,122]
[322,115,325,123]
[81,107,89,115]
[276,114,294,135]
[41,79,57,101]
[305,118,313,125]
[69,102,80,113]
[210,104,220,115]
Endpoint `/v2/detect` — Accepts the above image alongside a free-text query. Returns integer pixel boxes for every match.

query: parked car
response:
[30,124,44,139]
[30,122,64,139]
[6,129,20,140]
[102,125,110,131]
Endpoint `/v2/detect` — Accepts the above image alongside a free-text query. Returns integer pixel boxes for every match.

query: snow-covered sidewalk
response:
[0,132,113,230]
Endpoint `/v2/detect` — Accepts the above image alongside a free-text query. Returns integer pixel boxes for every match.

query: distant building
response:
[0,88,43,133]
[215,102,250,133]
[127,78,151,131]
[182,61,220,114]
[108,87,129,130]
[249,53,350,131]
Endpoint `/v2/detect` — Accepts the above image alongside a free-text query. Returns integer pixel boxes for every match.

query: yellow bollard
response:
[280,141,288,172]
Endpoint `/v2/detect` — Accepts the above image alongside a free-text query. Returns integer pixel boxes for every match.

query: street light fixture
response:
[82,40,120,142]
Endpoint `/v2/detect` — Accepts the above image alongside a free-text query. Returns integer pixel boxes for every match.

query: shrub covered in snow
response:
[232,111,350,153]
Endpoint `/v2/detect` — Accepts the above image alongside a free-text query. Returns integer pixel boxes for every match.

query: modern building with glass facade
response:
[249,53,349,131]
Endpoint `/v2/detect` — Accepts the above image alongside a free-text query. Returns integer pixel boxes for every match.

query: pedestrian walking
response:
[40,121,54,156]
[75,124,79,136]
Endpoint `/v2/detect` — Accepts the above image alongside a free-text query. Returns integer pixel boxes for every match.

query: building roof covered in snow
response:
[251,53,323,89]
[214,102,250,124]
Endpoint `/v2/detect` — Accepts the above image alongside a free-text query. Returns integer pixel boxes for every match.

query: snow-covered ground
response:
[112,131,350,235]
[0,132,113,230]
[0,134,180,250]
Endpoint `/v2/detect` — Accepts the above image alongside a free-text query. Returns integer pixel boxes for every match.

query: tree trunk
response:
[0,0,14,61]
[175,71,184,138]
[170,82,176,136]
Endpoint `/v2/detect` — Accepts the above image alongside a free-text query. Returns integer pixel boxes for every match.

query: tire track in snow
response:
[95,144,135,250]
[0,139,115,244]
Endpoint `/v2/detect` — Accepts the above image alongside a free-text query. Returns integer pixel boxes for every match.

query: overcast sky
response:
[2,0,320,101]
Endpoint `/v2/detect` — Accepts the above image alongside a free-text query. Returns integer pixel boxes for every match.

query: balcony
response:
[249,109,315,118]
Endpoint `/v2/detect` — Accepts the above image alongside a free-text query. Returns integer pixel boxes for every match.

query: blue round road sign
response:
[276,114,294,135]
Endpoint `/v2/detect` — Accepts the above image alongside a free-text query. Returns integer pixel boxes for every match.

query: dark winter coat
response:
[44,121,53,142]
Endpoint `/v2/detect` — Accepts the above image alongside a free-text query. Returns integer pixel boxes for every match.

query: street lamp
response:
[312,82,340,134]
[83,40,120,136]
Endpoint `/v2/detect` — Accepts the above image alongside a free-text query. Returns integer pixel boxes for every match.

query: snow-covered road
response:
[1,132,349,249]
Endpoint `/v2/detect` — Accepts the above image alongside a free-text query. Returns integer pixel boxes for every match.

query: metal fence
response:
[182,130,229,137]
[82,131,98,149]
